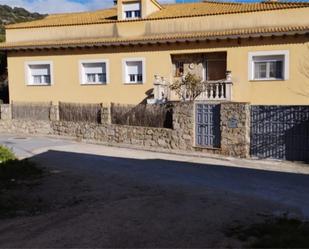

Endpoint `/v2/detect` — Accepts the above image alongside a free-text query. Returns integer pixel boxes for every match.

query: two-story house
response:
[0,0,308,105]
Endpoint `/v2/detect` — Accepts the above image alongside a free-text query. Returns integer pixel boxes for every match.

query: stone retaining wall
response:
[221,102,251,158]
[0,102,251,158]
[0,120,52,135]
[52,122,175,149]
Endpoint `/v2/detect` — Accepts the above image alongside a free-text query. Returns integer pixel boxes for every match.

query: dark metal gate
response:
[195,104,221,148]
[251,106,309,162]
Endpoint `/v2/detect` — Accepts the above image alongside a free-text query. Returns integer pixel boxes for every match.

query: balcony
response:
[148,72,232,104]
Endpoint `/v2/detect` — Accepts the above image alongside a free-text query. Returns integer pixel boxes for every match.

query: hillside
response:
[0,5,46,41]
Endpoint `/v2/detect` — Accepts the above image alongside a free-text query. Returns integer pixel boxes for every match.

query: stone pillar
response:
[220,102,251,158]
[0,104,12,120]
[101,103,111,124]
[50,104,59,121]
[172,102,194,150]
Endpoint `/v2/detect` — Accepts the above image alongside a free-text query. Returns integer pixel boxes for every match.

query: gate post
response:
[101,103,111,125]
[220,102,251,158]
[50,103,60,121]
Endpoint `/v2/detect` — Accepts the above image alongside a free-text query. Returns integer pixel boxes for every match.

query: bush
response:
[0,146,15,163]
[170,72,204,101]
[0,146,42,188]
[0,146,43,218]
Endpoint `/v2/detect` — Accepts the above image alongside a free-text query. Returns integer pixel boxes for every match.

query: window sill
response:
[81,83,107,86]
[250,79,285,82]
[26,83,52,86]
[123,82,144,85]
[124,17,142,20]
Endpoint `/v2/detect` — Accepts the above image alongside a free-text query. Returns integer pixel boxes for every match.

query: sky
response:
[0,0,307,14]
[0,0,175,14]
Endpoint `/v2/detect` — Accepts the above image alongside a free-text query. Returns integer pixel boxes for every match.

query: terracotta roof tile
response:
[6,1,309,29]
[149,1,309,19]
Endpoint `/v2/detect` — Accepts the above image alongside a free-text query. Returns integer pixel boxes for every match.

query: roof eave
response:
[1,29,308,51]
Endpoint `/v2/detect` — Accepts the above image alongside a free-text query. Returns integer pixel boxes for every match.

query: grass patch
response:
[226,217,309,248]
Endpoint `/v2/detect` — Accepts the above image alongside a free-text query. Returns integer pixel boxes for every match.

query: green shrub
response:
[0,146,15,163]
[0,146,42,188]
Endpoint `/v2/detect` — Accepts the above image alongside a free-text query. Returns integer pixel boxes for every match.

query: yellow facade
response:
[5,8,309,43]
[7,36,309,105]
[3,0,309,105]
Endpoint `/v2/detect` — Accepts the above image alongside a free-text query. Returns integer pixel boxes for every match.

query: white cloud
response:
[0,0,176,14]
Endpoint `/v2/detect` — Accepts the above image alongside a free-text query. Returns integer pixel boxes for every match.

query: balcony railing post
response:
[196,76,232,101]
[210,84,214,100]
[215,83,220,99]
[225,82,232,101]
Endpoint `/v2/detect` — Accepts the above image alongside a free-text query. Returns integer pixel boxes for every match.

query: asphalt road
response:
[0,134,308,247]
[1,134,309,217]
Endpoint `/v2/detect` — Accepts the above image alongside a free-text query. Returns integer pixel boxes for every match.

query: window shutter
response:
[83,63,106,74]
[125,60,143,83]
[123,2,141,11]
[127,61,142,74]
[30,65,50,76]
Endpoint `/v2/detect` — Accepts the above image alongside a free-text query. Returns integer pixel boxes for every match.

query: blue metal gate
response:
[195,104,221,148]
[250,106,309,162]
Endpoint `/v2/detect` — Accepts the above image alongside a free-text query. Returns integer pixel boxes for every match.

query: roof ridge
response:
[47,6,117,18]
[202,1,243,5]
[201,0,309,5]
[261,0,309,3]
[5,1,309,30]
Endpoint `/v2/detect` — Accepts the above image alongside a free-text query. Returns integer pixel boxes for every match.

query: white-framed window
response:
[123,2,141,19]
[248,50,289,81]
[25,61,53,86]
[79,60,109,85]
[122,58,145,84]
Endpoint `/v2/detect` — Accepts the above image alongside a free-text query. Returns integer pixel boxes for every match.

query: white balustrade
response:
[148,71,233,104]
[196,81,233,101]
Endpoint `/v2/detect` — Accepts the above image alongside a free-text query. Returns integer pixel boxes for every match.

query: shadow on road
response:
[33,150,309,200]
[0,149,309,248]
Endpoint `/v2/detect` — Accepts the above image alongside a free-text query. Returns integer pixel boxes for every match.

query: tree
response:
[170,72,204,101]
